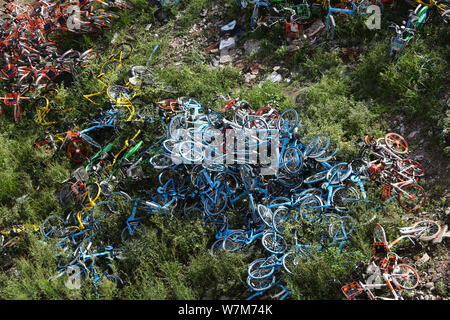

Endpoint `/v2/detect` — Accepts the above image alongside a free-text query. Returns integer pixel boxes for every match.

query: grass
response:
[0,0,447,300]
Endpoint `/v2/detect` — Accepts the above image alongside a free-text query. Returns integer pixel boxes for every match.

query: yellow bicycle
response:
[415,0,450,21]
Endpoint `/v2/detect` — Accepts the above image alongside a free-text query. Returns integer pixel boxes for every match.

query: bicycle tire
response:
[398,159,424,178]
[67,139,90,162]
[282,250,310,275]
[261,231,287,254]
[41,215,65,238]
[398,184,425,211]
[332,186,360,212]
[282,147,304,174]
[248,257,275,279]
[222,230,246,252]
[411,220,441,241]
[247,274,276,292]
[327,162,352,184]
[121,224,146,243]
[277,108,298,134]
[373,223,387,244]
[391,264,419,289]
[257,204,274,228]
[111,42,133,60]
[210,238,224,255]
[385,133,408,154]
[203,191,228,216]
[107,191,131,214]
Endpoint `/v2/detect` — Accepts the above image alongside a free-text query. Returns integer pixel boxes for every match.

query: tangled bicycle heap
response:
[28,53,434,297]
[0,1,445,300]
[230,0,449,53]
[0,0,133,122]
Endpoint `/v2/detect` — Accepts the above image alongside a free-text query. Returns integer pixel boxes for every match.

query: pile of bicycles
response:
[339,221,441,299]
[0,0,134,122]
[359,133,426,211]
[234,0,449,42]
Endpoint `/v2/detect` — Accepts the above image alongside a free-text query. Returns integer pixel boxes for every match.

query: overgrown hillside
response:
[0,0,448,300]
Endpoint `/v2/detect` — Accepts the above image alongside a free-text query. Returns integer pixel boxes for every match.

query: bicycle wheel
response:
[385,133,408,154]
[391,264,419,289]
[79,49,99,68]
[168,114,186,140]
[90,201,112,225]
[222,230,246,252]
[250,4,260,29]
[298,195,323,224]
[282,250,310,275]
[257,204,274,229]
[398,184,425,211]
[107,85,135,103]
[332,186,360,212]
[247,274,276,292]
[277,108,298,134]
[411,220,441,241]
[41,215,65,238]
[210,238,224,255]
[34,140,54,154]
[203,191,228,215]
[327,162,352,184]
[261,231,287,254]
[178,140,205,163]
[327,214,355,241]
[325,14,336,40]
[282,147,304,174]
[67,139,90,162]
[304,134,330,158]
[373,223,387,244]
[121,224,146,243]
[248,257,275,279]
[304,170,328,184]
[111,42,133,60]
[183,205,203,221]
[272,207,295,233]
[107,191,131,214]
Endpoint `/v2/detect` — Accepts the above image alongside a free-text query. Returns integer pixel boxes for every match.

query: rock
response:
[408,130,419,139]
[244,73,257,83]
[416,253,430,266]
[243,39,260,56]
[425,282,434,290]
[305,20,325,38]
[145,24,152,31]
[265,71,282,83]
[219,49,234,64]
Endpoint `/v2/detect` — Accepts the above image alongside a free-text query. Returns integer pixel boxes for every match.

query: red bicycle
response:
[0,93,29,123]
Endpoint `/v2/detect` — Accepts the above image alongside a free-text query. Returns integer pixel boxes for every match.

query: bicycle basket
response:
[373,241,389,258]
[390,37,407,51]
[341,282,363,300]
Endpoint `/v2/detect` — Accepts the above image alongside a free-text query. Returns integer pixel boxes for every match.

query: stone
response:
[266,71,282,83]
[219,49,234,64]
[425,282,434,289]
[244,73,257,83]
[408,130,419,139]
[416,253,430,266]
[243,39,261,56]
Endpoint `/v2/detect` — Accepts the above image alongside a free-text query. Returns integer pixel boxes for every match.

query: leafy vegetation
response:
[0,0,447,300]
